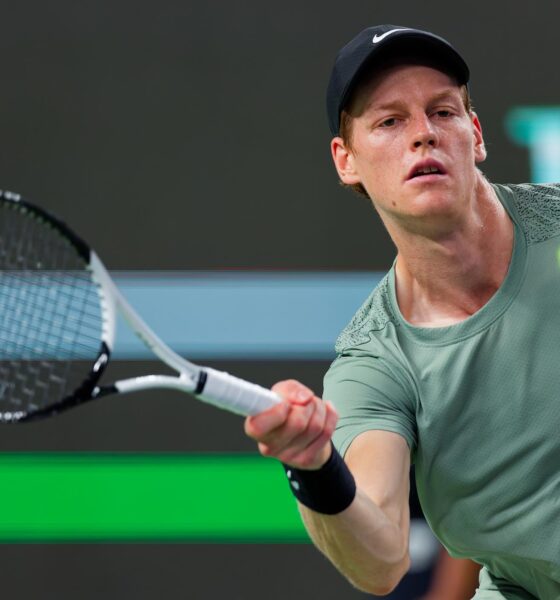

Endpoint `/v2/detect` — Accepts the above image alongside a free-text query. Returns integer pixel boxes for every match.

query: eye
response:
[379,117,397,128]
[434,109,452,118]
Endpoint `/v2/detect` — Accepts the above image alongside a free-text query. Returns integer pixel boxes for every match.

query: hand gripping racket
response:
[0,190,281,422]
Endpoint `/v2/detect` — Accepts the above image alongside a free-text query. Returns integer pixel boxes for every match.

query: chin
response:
[406,192,466,226]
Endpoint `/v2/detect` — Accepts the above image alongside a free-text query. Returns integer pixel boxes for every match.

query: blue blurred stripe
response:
[114,271,383,359]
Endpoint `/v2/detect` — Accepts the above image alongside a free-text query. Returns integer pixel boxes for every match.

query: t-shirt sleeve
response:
[323,352,418,458]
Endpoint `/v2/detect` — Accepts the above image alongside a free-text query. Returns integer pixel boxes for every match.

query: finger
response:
[244,399,290,441]
[261,398,316,455]
[294,401,339,468]
[272,379,315,405]
[274,398,328,463]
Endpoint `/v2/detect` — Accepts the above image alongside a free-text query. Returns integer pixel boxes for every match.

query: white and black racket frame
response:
[0,191,281,421]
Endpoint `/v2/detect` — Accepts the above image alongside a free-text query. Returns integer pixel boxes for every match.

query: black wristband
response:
[282,443,356,515]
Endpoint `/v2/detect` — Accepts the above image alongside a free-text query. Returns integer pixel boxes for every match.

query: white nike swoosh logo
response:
[372,28,410,44]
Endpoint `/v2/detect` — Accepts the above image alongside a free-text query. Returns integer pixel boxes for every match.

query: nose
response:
[411,115,438,150]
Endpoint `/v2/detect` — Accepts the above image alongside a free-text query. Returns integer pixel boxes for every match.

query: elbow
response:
[353,579,400,597]
[366,584,397,597]
[352,554,410,596]
[367,578,402,597]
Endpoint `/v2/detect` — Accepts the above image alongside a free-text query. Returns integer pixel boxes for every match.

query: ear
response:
[470,112,487,164]
[331,137,362,185]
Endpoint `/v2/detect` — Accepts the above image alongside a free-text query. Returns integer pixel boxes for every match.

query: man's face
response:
[331,64,486,233]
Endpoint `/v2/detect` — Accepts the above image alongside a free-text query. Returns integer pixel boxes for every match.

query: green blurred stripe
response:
[0,454,308,542]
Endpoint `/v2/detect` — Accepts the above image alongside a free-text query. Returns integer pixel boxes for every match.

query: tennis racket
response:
[0,190,281,422]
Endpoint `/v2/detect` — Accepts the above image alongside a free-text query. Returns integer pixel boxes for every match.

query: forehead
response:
[348,62,461,115]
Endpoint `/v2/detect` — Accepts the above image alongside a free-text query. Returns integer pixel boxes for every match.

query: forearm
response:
[244,383,410,594]
[299,488,410,595]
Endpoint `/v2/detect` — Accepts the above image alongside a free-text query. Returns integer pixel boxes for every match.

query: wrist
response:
[282,442,356,515]
[315,441,333,469]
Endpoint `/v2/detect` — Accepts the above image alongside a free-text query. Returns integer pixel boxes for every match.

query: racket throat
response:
[92,384,119,399]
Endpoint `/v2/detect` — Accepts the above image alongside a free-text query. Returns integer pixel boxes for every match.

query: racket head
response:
[0,191,113,422]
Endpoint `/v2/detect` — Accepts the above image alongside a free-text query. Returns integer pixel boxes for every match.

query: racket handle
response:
[197,368,281,416]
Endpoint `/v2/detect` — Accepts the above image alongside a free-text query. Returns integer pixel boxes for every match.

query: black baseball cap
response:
[326,25,470,136]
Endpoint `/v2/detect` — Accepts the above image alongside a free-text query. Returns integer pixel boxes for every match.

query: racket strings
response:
[0,211,100,355]
[0,361,85,416]
[1,272,104,345]
[0,201,105,416]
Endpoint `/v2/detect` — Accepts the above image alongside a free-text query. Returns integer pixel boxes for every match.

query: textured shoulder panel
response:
[335,274,397,353]
[507,183,560,244]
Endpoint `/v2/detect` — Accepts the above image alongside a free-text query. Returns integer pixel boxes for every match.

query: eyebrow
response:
[368,88,462,113]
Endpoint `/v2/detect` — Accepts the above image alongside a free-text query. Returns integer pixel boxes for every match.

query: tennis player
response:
[245,25,560,599]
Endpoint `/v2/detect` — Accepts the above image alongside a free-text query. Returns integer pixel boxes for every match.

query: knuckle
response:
[258,443,274,457]
[306,416,323,438]
[278,449,295,464]
[243,417,258,439]
[290,414,308,434]
[304,402,326,437]
[271,379,313,401]
[271,379,298,393]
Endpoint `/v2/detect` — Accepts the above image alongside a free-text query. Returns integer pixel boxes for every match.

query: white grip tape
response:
[199,368,281,416]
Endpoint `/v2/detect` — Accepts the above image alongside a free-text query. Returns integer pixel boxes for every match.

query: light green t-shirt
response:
[324,183,560,599]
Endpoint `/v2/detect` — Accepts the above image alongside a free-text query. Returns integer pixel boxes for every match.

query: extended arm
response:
[299,429,411,595]
[245,380,411,596]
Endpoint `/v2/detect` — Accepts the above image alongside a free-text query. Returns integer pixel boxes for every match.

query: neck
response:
[387,177,514,327]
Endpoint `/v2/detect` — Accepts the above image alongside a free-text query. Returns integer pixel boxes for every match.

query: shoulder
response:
[335,273,398,354]
[495,182,560,243]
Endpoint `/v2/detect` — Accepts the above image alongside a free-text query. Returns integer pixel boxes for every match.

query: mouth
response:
[406,161,447,181]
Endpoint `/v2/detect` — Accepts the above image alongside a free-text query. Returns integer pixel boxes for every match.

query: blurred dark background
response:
[0,1,557,598]
[0,0,547,272]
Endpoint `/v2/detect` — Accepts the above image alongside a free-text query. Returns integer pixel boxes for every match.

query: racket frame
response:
[0,190,280,422]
